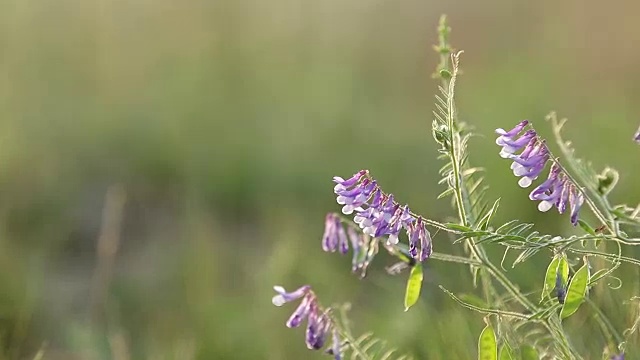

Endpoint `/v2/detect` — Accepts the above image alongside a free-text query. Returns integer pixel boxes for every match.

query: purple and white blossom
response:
[272,285,343,359]
[305,306,331,350]
[634,125,640,143]
[326,329,342,360]
[272,285,311,307]
[497,121,584,226]
[331,170,434,261]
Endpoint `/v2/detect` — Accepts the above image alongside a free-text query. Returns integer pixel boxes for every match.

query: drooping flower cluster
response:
[322,212,379,277]
[330,170,432,262]
[272,285,342,359]
[496,121,584,225]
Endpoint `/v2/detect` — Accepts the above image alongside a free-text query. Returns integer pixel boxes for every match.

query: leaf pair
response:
[542,255,590,319]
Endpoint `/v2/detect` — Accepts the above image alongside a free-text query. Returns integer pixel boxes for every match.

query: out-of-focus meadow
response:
[1,0,640,359]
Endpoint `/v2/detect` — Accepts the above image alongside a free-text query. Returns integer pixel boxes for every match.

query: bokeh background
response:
[0,0,639,359]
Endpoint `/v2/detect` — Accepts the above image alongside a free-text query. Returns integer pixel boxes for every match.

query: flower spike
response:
[273,285,342,359]
[329,170,436,263]
[497,121,584,225]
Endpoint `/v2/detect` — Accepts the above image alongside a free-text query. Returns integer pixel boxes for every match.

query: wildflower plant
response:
[272,15,640,360]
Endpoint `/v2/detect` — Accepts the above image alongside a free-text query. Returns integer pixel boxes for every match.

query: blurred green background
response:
[0,0,639,359]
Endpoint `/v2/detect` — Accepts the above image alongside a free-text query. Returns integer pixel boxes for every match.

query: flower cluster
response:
[272,285,342,359]
[322,213,379,277]
[331,170,432,261]
[634,125,640,143]
[496,121,584,225]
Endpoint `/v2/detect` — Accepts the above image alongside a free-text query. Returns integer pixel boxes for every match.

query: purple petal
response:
[495,120,529,137]
[569,185,584,226]
[272,285,311,306]
[333,170,367,191]
[419,221,433,261]
[337,222,349,254]
[305,307,330,350]
[555,180,570,214]
[496,129,537,153]
[322,214,338,252]
[328,329,342,360]
[286,294,313,327]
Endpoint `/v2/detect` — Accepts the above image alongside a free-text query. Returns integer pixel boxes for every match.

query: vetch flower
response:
[272,285,311,307]
[497,121,584,226]
[322,213,340,252]
[568,185,585,226]
[611,353,625,360]
[407,217,432,261]
[334,171,377,214]
[326,329,342,360]
[331,170,435,262]
[321,213,350,254]
[634,125,640,143]
[305,305,331,349]
[273,285,342,359]
[286,293,314,328]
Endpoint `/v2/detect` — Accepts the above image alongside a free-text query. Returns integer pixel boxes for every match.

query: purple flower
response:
[497,122,584,225]
[634,125,640,143]
[333,170,368,193]
[322,214,339,252]
[569,185,584,226]
[508,140,550,188]
[408,217,432,261]
[273,285,342,355]
[496,119,529,138]
[326,329,342,360]
[347,227,363,272]
[334,174,377,214]
[497,129,536,158]
[611,353,624,360]
[286,293,314,328]
[305,306,331,350]
[272,285,311,306]
[332,170,436,262]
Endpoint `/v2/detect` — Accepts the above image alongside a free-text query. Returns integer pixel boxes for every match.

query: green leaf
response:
[404,263,423,311]
[519,345,539,360]
[541,256,561,301]
[561,259,590,319]
[477,198,500,231]
[498,344,514,360]
[477,324,497,360]
[445,223,473,232]
[577,219,596,236]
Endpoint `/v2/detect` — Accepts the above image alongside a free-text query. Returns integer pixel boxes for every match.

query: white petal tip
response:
[272,295,286,306]
[518,177,533,188]
[538,201,553,212]
[342,206,354,215]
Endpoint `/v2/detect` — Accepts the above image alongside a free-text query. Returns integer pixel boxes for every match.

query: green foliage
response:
[477,324,497,360]
[403,264,423,312]
[560,260,590,319]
